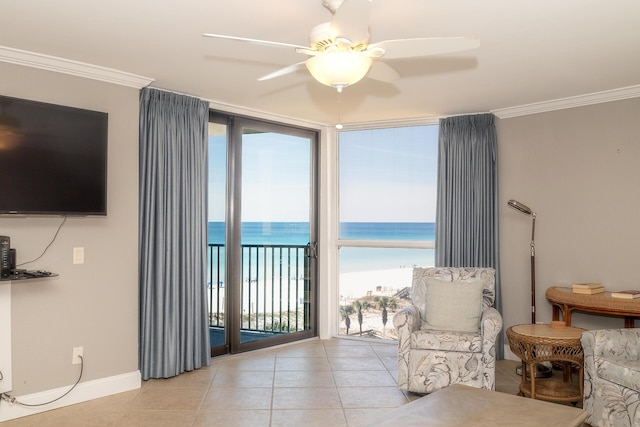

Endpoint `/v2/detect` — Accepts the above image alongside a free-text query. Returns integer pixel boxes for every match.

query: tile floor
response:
[3,338,529,426]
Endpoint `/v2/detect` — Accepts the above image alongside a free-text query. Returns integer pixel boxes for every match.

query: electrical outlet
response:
[72,346,83,364]
[73,247,84,265]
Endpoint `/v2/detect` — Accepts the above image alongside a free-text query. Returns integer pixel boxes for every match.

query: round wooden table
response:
[506,323,585,404]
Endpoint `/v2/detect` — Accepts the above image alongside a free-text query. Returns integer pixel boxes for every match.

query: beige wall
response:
[497,97,640,340]
[0,62,139,395]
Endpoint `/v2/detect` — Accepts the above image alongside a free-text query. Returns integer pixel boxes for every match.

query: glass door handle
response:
[305,242,318,259]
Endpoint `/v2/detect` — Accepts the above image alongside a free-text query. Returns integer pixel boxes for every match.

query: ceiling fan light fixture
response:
[335,36,352,45]
[366,46,386,58]
[204,1,480,89]
[305,51,372,91]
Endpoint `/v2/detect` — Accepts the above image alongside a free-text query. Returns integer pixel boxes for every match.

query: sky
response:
[208,124,438,223]
[339,125,438,222]
[208,132,310,222]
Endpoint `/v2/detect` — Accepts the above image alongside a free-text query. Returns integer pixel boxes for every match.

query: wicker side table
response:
[507,324,585,404]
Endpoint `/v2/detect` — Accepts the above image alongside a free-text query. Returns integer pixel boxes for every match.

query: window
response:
[338,125,438,339]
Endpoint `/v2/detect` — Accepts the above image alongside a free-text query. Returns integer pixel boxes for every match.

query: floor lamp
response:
[508,199,552,378]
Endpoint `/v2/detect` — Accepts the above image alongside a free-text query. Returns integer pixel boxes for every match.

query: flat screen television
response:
[0,95,108,216]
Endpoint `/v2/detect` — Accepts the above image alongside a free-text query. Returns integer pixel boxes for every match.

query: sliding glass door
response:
[208,114,318,356]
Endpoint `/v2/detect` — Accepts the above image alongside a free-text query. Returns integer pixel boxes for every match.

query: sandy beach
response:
[339,267,413,300]
[338,267,414,339]
[207,266,415,339]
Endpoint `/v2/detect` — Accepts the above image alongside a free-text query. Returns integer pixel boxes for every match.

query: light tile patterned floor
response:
[3,338,524,426]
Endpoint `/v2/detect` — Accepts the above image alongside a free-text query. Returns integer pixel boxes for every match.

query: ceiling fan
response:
[203,0,479,92]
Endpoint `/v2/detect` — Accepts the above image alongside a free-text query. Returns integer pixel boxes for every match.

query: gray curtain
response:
[139,88,210,379]
[435,113,502,358]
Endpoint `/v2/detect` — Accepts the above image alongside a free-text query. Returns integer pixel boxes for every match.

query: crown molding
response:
[0,46,154,89]
[341,115,440,130]
[3,46,638,120]
[206,98,325,130]
[492,84,640,119]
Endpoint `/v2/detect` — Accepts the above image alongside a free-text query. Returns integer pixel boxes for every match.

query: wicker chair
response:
[393,267,502,394]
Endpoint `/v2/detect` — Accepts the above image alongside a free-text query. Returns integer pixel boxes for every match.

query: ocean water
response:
[339,222,434,242]
[208,222,435,273]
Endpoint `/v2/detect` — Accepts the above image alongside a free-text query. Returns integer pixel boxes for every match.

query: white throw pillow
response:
[422,277,483,333]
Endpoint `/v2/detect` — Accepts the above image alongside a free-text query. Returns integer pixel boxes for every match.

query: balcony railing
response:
[207,243,311,336]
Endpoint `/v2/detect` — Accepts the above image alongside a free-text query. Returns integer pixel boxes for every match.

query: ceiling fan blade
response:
[257,62,306,81]
[202,33,308,51]
[295,47,320,56]
[370,37,480,59]
[366,61,400,83]
[330,0,371,46]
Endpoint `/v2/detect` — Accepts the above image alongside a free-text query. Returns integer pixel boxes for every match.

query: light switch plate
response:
[73,247,84,265]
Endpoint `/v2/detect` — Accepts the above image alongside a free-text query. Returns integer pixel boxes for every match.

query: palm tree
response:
[375,296,398,338]
[340,305,356,335]
[352,300,371,336]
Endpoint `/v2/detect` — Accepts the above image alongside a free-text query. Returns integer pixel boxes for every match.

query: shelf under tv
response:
[0,270,58,281]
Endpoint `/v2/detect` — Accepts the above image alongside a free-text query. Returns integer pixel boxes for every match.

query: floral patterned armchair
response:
[581,328,640,427]
[393,267,502,394]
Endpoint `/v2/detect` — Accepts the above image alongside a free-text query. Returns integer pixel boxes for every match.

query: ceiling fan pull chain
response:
[336,90,344,130]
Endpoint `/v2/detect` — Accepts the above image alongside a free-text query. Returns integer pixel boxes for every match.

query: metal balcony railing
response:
[207,243,311,335]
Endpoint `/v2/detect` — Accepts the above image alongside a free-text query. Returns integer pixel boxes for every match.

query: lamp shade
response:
[305,51,372,91]
[507,199,533,215]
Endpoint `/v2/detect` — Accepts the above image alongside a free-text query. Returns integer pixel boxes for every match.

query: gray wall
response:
[498,97,640,345]
[0,62,139,395]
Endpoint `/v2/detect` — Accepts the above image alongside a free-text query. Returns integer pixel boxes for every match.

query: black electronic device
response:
[9,248,16,270]
[0,236,10,279]
[0,95,108,216]
[23,269,51,277]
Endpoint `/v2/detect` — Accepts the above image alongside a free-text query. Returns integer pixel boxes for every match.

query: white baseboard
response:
[0,370,140,422]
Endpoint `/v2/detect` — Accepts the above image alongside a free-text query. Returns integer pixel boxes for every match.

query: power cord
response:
[17,216,67,267]
[0,354,83,407]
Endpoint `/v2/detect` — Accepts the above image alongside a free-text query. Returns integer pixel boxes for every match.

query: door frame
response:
[210,112,319,356]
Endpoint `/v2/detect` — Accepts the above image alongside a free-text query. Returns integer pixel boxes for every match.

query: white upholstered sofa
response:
[393,267,502,394]
[582,328,640,427]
